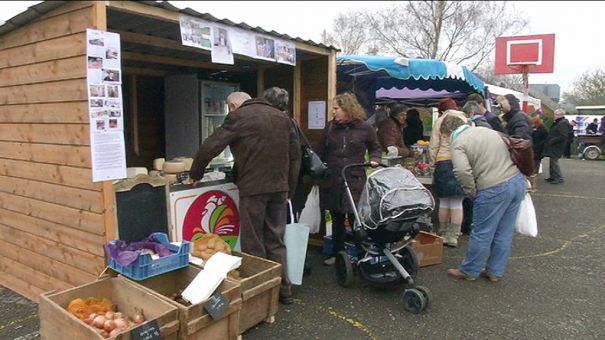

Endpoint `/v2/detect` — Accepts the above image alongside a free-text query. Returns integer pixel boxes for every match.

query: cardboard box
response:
[127,265,242,340]
[412,231,443,267]
[39,276,179,340]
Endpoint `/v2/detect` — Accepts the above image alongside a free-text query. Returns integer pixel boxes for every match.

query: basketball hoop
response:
[495,34,555,112]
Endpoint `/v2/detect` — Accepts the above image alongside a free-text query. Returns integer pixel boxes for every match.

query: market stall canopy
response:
[337,55,485,112]
[485,83,541,109]
[375,87,467,107]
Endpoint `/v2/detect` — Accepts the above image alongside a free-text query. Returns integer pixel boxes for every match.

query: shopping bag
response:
[284,201,309,285]
[538,163,543,174]
[515,192,538,237]
[298,185,321,234]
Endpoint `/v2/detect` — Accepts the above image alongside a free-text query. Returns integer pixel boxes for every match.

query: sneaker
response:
[447,268,476,281]
[544,178,554,182]
[549,179,564,184]
[480,270,500,282]
[323,257,336,266]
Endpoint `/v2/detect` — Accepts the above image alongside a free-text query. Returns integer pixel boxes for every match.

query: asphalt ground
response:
[1,158,604,340]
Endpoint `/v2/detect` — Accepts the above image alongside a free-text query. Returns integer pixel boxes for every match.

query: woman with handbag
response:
[316,93,381,266]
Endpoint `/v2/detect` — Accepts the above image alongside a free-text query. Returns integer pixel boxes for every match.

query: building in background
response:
[529,83,561,103]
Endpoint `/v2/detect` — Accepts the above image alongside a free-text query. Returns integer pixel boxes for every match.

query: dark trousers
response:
[329,210,355,255]
[549,157,563,180]
[239,192,291,296]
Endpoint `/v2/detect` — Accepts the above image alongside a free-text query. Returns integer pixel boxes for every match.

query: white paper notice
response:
[182,252,242,305]
[211,25,234,65]
[308,101,326,129]
[87,29,127,182]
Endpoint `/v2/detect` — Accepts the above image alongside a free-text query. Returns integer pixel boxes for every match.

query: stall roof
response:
[485,83,541,109]
[0,1,338,51]
[337,55,485,94]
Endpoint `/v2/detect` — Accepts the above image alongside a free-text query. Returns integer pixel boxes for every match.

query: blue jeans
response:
[459,173,526,277]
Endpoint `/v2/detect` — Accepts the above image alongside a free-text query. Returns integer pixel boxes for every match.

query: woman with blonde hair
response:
[316,93,382,265]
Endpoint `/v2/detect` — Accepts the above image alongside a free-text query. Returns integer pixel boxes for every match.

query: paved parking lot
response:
[1,158,604,340]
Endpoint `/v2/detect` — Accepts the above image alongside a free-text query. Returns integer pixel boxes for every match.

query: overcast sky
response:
[2,1,603,93]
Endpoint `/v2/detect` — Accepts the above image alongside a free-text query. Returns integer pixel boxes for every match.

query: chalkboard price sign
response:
[131,319,161,340]
[204,292,229,320]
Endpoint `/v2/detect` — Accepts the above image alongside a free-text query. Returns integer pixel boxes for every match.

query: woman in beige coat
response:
[428,98,468,247]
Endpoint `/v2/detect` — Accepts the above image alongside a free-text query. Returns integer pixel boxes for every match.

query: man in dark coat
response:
[497,94,532,140]
[466,93,505,133]
[543,109,572,184]
[190,92,301,304]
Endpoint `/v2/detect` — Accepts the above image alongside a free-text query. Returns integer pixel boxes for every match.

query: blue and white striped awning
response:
[337,55,485,94]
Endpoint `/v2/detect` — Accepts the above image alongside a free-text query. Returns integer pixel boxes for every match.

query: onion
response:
[109,328,120,338]
[93,315,106,329]
[100,330,109,338]
[133,314,145,324]
[103,320,116,332]
[113,312,123,320]
[105,311,115,320]
[113,318,128,330]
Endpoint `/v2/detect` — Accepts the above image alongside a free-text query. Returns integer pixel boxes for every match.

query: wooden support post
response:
[293,60,302,124]
[327,50,337,120]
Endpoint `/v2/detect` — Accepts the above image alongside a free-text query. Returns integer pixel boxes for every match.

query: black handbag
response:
[291,119,328,179]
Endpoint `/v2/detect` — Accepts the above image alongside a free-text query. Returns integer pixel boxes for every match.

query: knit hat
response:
[438,98,457,113]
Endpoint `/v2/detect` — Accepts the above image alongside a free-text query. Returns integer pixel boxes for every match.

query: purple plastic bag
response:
[104,234,174,266]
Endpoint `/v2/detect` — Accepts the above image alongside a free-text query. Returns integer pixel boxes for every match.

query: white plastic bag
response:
[284,201,309,285]
[538,163,543,174]
[515,192,538,237]
[299,185,321,234]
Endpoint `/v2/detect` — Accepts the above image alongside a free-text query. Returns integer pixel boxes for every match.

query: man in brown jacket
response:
[190,92,301,304]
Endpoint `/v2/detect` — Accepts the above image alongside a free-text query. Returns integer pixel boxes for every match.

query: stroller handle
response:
[341,162,389,180]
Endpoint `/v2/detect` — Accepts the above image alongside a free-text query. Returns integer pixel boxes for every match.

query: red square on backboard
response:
[495,34,555,75]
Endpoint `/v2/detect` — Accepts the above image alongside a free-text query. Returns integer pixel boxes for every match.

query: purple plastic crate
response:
[107,232,190,281]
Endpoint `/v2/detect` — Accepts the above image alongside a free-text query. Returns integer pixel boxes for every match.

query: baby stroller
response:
[336,163,435,314]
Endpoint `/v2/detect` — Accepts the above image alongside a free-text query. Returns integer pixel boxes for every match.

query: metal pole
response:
[522,65,529,112]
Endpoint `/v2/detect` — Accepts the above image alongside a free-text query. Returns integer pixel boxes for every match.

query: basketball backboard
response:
[495,34,555,75]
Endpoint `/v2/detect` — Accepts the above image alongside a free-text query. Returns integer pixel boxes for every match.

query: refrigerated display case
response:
[201,80,239,168]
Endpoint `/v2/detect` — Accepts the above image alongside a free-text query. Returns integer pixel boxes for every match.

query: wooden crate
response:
[39,276,179,340]
[128,265,242,340]
[232,252,282,334]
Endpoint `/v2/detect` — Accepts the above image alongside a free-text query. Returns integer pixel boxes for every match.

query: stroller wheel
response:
[399,246,419,279]
[335,251,353,288]
[415,285,433,310]
[403,288,427,314]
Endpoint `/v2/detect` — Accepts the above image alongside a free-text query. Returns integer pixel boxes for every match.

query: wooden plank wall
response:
[0,1,106,301]
[300,56,329,145]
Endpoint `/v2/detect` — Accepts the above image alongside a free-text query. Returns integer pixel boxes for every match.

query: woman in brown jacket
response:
[316,93,382,266]
[376,103,411,158]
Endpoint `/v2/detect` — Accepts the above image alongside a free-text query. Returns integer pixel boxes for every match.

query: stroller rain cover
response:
[358,167,435,228]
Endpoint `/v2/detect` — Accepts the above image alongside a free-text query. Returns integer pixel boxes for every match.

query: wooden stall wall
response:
[0,1,106,300]
[299,56,329,145]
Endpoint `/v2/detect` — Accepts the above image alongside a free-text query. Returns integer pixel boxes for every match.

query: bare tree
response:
[475,62,524,91]
[563,67,605,106]
[321,11,369,55]
[363,1,528,70]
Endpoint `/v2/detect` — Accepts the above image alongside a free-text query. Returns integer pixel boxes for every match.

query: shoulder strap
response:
[290,118,312,146]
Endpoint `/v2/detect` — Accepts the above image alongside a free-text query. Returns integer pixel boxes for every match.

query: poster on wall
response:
[230,28,256,57]
[308,101,326,129]
[254,35,275,61]
[86,29,127,182]
[211,26,234,65]
[275,40,296,65]
[179,14,213,50]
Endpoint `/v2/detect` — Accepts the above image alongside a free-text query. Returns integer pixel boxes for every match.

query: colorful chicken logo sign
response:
[182,190,240,249]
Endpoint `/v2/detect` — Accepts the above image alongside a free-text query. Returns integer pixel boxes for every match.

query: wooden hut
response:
[0,1,337,300]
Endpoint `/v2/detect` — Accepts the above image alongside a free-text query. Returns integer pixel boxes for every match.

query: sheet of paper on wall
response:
[181,252,242,305]
[308,101,326,129]
[211,25,234,65]
[179,14,213,50]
